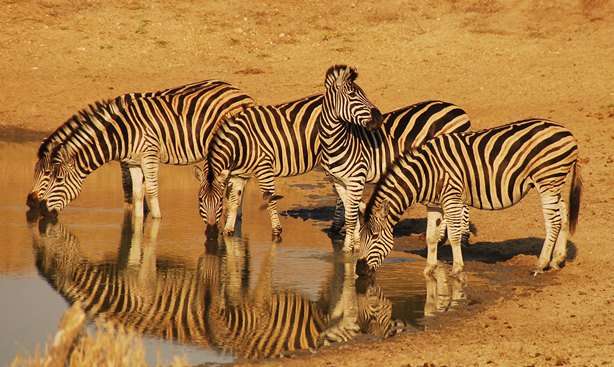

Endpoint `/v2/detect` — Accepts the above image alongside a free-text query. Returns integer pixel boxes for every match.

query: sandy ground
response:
[1,0,614,365]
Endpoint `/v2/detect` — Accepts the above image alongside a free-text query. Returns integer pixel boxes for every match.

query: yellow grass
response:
[11,302,189,367]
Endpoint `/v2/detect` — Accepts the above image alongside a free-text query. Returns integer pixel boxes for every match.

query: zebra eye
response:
[348,90,356,97]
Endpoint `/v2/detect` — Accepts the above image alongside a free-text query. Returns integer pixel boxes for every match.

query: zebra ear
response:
[374,200,391,223]
[216,169,230,183]
[193,166,204,182]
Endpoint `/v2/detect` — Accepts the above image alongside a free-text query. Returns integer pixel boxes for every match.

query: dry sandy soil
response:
[1,0,614,366]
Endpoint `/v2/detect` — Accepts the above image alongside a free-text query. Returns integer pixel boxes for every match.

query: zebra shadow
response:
[394,218,479,238]
[408,237,578,264]
[281,205,335,223]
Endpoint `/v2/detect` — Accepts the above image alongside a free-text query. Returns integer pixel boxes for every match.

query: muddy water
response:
[0,142,467,365]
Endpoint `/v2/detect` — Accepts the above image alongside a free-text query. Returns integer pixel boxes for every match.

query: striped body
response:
[357,119,582,275]
[320,65,471,252]
[35,80,254,218]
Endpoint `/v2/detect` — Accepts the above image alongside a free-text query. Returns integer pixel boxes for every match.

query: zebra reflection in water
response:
[29,215,407,359]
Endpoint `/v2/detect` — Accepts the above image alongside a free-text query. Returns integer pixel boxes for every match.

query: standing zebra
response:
[355,119,582,276]
[34,79,254,218]
[320,65,471,252]
[197,66,470,240]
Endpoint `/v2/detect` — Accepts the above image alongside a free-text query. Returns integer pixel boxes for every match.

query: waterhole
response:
[0,142,468,365]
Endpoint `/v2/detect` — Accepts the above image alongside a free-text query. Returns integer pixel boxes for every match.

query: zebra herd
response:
[27,64,581,279]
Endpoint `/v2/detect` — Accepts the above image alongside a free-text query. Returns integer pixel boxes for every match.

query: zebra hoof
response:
[549,258,565,270]
[272,234,282,243]
[532,269,544,277]
[451,264,464,276]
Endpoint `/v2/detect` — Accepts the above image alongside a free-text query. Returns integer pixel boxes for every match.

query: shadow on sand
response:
[409,237,577,264]
[281,205,335,222]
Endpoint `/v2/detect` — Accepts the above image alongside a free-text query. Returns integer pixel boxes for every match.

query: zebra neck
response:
[319,97,353,160]
[208,131,234,175]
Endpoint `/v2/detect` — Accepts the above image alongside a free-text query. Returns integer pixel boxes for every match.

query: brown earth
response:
[1,0,614,366]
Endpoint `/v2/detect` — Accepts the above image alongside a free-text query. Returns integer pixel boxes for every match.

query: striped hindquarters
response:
[428,118,579,209]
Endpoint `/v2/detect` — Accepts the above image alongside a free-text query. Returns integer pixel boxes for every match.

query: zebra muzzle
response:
[355,258,375,277]
[205,224,219,239]
[367,108,383,130]
[39,200,58,219]
[26,192,39,208]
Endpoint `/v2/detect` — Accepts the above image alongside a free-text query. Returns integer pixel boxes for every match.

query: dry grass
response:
[10,303,190,367]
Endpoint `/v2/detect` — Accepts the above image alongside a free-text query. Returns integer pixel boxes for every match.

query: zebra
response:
[33,79,254,219]
[27,79,245,211]
[355,119,582,277]
[320,65,471,252]
[194,94,323,236]
[196,67,470,240]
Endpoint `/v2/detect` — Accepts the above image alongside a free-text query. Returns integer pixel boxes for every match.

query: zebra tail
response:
[568,161,582,235]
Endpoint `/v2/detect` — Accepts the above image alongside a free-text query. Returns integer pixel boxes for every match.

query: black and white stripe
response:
[356,119,582,276]
[320,65,471,252]
[196,94,323,236]
[33,80,254,218]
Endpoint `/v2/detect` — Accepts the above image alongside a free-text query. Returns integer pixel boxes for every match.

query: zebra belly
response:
[464,187,532,210]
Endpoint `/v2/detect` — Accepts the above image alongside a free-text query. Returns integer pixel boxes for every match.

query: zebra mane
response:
[325,64,358,86]
[47,97,124,161]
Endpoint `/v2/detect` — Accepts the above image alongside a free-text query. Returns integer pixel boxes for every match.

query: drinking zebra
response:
[33,79,254,218]
[355,119,582,276]
[320,65,471,252]
[197,66,470,240]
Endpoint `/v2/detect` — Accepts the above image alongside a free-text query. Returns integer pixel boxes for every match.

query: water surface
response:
[0,142,464,365]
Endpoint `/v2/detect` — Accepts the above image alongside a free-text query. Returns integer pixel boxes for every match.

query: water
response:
[0,141,466,365]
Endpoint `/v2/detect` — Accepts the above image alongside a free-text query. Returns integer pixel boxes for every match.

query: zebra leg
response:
[441,198,465,275]
[121,163,150,215]
[460,205,471,247]
[223,176,248,236]
[424,205,444,276]
[331,195,366,235]
[536,192,563,273]
[331,196,345,233]
[120,162,133,208]
[141,153,162,219]
[550,199,569,269]
[129,166,145,219]
[335,180,365,253]
[254,163,283,238]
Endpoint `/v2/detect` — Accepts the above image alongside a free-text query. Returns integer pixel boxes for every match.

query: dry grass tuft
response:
[11,303,189,367]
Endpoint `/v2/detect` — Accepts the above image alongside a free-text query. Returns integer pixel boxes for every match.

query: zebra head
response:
[27,156,53,209]
[356,200,394,276]
[323,65,383,130]
[39,149,86,217]
[195,165,228,235]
